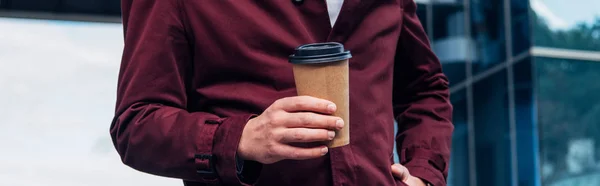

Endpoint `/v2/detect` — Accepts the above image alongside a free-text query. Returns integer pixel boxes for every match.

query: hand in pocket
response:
[391,164,427,186]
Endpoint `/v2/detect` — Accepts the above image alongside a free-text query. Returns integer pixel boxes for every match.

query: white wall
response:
[0,17,179,186]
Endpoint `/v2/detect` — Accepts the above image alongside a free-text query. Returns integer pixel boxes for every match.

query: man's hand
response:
[391,164,428,186]
[237,96,344,164]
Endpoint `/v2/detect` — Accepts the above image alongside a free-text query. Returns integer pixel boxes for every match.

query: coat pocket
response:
[395,179,408,186]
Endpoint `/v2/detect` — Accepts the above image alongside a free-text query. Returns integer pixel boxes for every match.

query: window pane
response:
[416,2,428,36]
[432,2,464,41]
[532,0,600,51]
[536,57,600,186]
[511,0,531,55]
[473,69,512,186]
[470,0,507,74]
[448,89,470,186]
[431,1,467,85]
[514,58,540,186]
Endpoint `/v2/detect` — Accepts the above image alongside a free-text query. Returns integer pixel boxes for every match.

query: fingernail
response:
[336,119,344,129]
[328,131,336,140]
[321,147,329,155]
[327,104,336,113]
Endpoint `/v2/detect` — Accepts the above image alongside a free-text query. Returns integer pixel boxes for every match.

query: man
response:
[110,0,453,185]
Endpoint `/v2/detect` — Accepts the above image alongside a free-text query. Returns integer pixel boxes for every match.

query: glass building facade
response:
[406,0,600,185]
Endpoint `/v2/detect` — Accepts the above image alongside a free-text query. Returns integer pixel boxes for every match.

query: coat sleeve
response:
[111,0,260,185]
[393,0,454,186]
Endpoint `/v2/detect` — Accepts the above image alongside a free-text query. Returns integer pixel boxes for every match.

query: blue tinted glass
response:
[470,0,507,74]
[513,58,540,186]
[532,0,600,51]
[448,89,470,186]
[535,57,600,185]
[431,2,467,85]
[473,69,513,186]
[432,2,464,41]
[394,121,399,163]
[416,3,428,36]
[511,0,531,55]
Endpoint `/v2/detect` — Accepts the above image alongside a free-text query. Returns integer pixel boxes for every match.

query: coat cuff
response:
[405,161,443,186]
[212,114,262,185]
[400,148,447,186]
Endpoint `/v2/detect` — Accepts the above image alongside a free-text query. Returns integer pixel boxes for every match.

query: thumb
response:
[391,164,411,181]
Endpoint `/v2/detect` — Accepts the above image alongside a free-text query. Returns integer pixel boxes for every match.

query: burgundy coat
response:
[111,0,453,185]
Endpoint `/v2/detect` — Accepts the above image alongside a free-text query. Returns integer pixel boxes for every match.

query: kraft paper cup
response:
[289,42,352,148]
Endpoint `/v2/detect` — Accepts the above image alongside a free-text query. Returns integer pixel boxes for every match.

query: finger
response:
[278,128,335,143]
[405,176,426,186]
[391,164,411,181]
[273,144,329,160]
[284,112,344,130]
[274,96,336,114]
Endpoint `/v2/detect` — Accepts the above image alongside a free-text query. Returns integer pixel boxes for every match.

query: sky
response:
[531,0,600,30]
[415,0,599,31]
[0,17,180,186]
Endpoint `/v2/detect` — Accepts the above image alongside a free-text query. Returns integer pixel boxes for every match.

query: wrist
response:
[236,140,250,161]
[237,117,255,161]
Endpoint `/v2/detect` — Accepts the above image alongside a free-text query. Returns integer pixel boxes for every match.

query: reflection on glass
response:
[442,63,467,86]
[470,0,507,74]
[473,70,512,186]
[514,58,539,186]
[511,0,531,55]
[416,2,428,37]
[448,89,470,186]
[532,0,600,51]
[431,2,467,84]
[536,57,600,186]
[394,121,400,163]
[432,2,464,41]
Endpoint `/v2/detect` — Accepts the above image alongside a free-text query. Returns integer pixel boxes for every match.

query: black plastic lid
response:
[289,42,352,64]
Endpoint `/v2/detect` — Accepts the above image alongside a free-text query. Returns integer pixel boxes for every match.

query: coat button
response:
[292,0,304,5]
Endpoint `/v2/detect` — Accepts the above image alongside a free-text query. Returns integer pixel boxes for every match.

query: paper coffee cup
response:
[289,42,352,148]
